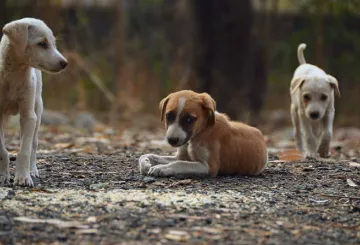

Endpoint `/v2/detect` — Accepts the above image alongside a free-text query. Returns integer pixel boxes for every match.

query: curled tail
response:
[297,43,307,65]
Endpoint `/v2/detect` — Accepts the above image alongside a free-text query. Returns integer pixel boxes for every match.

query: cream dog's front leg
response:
[299,111,318,159]
[291,104,303,152]
[148,160,209,177]
[15,107,37,186]
[0,117,10,184]
[318,110,334,158]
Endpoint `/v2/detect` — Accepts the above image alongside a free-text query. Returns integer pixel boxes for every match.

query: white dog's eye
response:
[320,94,328,101]
[303,94,311,102]
[37,41,48,49]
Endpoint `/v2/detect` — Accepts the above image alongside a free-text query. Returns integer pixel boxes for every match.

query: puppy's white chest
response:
[187,142,210,163]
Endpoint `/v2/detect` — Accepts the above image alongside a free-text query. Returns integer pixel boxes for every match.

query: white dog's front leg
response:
[318,110,334,158]
[299,113,318,159]
[291,105,303,152]
[0,118,10,184]
[148,160,209,177]
[30,100,43,177]
[15,111,37,186]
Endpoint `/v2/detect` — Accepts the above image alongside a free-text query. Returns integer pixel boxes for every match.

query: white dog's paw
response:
[14,172,34,187]
[138,156,152,175]
[148,165,173,177]
[304,152,319,160]
[30,164,39,178]
[0,172,10,184]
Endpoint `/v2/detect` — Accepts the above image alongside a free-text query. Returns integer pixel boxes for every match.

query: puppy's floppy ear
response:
[327,75,341,97]
[290,77,306,95]
[159,95,171,122]
[2,20,31,51]
[200,93,216,125]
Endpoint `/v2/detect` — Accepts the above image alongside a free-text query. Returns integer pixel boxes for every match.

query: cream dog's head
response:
[291,74,340,120]
[159,90,216,147]
[2,18,67,73]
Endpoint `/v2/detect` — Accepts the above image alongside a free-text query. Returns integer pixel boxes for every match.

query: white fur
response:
[165,97,187,146]
[290,43,339,159]
[0,18,67,186]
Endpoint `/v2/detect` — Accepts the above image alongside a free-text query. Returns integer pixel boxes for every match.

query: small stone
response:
[143,177,155,184]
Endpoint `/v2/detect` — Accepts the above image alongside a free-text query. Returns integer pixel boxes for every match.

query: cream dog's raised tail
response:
[297,43,307,64]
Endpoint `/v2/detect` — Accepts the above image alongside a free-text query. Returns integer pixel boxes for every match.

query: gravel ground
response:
[0,125,359,245]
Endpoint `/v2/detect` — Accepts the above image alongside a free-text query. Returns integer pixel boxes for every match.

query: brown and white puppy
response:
[290,43,340,159]
[138,90,268,177]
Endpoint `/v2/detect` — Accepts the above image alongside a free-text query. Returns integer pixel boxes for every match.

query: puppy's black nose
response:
[310,112,320,119]
[59,60,68,69]
[168,137,179,146]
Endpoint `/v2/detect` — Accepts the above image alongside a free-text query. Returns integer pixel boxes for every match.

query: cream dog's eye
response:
[320,94,328,101]
[37,41,48,49]
[303,94,311,101]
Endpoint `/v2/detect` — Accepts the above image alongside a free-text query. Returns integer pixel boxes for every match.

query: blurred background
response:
[2,0,360,132]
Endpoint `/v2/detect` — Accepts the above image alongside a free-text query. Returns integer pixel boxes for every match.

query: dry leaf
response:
[346,179,358,187]
[54,143,75,149]
[164,230,191,242]
[278,149,303,162]
[349,162,360,168]
[14,217,88,229]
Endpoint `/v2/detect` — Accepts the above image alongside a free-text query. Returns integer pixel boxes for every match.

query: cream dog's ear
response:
[290,77,306,95]
[2,20,31,51]
[159,94,171,122]
[200,93,216,125]
[327,75,341,97]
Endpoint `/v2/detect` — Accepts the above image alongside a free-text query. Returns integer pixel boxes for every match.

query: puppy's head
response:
[2,18,67,73]
[291,75,340,121]
[159,90,216,147]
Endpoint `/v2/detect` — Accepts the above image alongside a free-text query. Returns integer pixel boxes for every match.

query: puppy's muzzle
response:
[59,59,68,69]
[167,137,180,147]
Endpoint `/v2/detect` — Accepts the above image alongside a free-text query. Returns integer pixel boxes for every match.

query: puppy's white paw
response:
[30,164,39,177]
[14,172,34,187]
[304,152,319,160]
[138,156,152,175]
[0,172,10,184]
[148,165,173,177]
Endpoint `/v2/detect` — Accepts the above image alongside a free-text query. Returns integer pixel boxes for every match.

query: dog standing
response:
[290,43,340,159]
[139,90,267,177]
[0,18,67,186]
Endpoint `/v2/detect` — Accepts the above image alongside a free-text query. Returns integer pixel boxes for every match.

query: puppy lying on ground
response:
[0,18,68,186]
[139,90,267,177]
[290,43,340,159]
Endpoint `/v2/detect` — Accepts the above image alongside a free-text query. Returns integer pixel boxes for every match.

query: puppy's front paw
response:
[14,172,34,187]
[139,156,152,175]
[0,172,10,184]
[148,165,173,177]
[30,164,39,178]
[304,152,319,160]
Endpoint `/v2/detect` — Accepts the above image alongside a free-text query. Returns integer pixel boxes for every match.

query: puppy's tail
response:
[297,43,307,65]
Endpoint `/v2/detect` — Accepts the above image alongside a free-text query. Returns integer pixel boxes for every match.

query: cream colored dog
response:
[0,18,68,186]
[139,90,267,177]
[290,43,340,159]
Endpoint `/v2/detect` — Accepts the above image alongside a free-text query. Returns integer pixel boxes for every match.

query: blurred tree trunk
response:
[0,1,7,27]
[314,0,326,68]
[189,0,267,123]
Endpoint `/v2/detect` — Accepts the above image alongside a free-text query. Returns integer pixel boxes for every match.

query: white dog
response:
[0,18,67,186]
[290,43,340,159]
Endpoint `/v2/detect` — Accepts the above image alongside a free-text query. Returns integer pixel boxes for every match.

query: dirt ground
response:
[0,123,359,245]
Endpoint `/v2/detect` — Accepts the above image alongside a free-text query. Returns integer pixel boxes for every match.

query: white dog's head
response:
[2,18,67,74]
[291,75,340,121]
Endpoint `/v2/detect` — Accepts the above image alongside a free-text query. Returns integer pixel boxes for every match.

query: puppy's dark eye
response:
[320,94,328,101]
[37,41,48,49]
[166,112,175,122]
[184,115,197,124]
[303,94,311,102]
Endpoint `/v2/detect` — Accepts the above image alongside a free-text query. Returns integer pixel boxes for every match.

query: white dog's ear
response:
[290,77,306,95]
[327,75,341,97]
[2,20,31,51]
